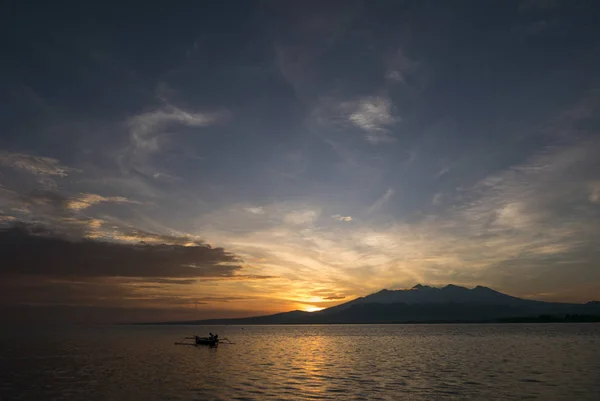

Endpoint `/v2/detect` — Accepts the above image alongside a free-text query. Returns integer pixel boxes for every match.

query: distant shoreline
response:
[128,314,600,326]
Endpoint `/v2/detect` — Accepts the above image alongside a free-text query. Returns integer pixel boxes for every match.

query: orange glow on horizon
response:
[302,306,325,312]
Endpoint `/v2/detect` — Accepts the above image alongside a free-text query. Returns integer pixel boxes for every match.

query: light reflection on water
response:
[1,324,599,400]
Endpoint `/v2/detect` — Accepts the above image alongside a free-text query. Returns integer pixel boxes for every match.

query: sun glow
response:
[302,306,325,312]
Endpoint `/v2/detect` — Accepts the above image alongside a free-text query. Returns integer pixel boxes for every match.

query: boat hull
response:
[195,338,218,346]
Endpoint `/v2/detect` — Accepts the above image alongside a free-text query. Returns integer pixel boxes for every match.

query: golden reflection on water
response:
[293,334,329,395]
[3,324,600,400]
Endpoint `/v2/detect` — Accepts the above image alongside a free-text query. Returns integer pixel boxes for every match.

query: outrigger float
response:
[174,333,234,347]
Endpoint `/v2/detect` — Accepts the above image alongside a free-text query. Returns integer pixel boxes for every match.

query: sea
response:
[1,324,599,400]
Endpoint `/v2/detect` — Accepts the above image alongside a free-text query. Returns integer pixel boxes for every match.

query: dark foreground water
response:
[1,324,599,400]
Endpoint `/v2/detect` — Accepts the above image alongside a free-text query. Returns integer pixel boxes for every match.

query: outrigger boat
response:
[174,333,234,347]
[193,335,218,346]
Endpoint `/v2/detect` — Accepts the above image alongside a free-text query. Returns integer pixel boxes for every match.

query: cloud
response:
[331,214,352,222]
[2,189,71,219]
[118,104,231,181]
[386,49,420,85]
[0,224,242,279]
[124,278,199,285]
[152,172,182,182]
[347,96,398,143]
[310,96,399,144]
[589,182,600,203]
[244,206,265,214]
[0,188,145,240]
[284,209,319,225]
[195,136,600,304]
[0,214,16,222]
[431,139,600,280]
[0,220,278,322]
[367,188,395,214]
[0,153,79,177]
[462,139,600,231]
[66,193,140,211]
[93,228,204,246]
[309,288,347,301]
[322,295,346,300]
[434,167,451,178]
[128,105,229,154]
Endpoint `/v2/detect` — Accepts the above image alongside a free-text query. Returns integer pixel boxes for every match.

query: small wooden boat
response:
[194,336,218,346]
[175,334,234,347]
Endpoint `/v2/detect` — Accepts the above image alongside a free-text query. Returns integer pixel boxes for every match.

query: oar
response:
[175,335,198,345]
[175,336,190,345]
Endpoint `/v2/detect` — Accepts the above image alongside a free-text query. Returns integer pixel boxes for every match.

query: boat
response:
[174,335,218,346]
[175,333,234,347]
[193,336,218,346]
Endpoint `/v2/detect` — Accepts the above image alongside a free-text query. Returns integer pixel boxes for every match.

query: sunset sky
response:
[2,0,600,323]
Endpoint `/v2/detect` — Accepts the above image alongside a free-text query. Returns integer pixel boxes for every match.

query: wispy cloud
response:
[310,95,399,144]
[128,105,229,154]
[367,188,395,214]
[193,136,600,303]
[0,189,70,221]
[284,209,319,225]
[331,214,352,222]
[66,193,140,211]
[434,166,451,178]
[347,96,398,143]
[0,153,79,177]
[244,206,265,214]
[0,214,16,222]
[385,49,420,85]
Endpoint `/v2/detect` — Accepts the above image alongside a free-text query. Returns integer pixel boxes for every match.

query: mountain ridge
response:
[133,284,600,325]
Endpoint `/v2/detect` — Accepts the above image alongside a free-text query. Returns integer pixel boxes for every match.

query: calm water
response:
[1,324,599,400]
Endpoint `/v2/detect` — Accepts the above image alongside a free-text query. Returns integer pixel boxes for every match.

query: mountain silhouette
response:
[139,284,600,325]
[346,284,527,306]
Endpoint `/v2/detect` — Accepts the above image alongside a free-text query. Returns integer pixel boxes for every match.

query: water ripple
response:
[1,324,600,400]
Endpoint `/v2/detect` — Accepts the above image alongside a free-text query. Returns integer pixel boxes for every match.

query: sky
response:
[1,0,600,323]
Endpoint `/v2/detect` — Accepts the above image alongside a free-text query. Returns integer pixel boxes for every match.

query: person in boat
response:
[208,332,214,341]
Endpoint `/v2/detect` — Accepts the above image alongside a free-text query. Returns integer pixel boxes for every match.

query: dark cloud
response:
[0,222,276,318]
[310,289,347,300]
[131,278,198,285]
[0,224,240,279]
[0,189,95,237]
